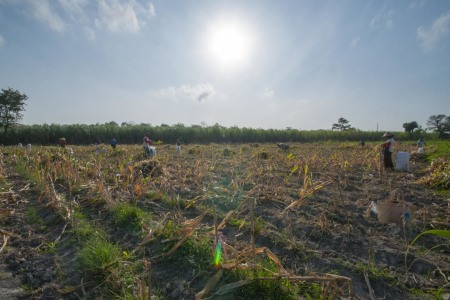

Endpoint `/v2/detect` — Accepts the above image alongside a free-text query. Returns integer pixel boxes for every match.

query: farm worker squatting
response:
[417,138,425,153]
[143,133,156,158]
[381,131,395,171]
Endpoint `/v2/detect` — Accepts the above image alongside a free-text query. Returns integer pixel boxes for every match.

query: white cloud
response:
[58,0,88,21]
[370,7,395,30]
[260,87,274,99]
[1,0,155,37]
[148,83,216,103]
[179,83,216,102]
[84,26,96,40]
[0,35,4,46]
[27,0,66,32]
[417,11,450,51]
[147,86,177,101]
[95,0,155,33]
[408,0,426,11]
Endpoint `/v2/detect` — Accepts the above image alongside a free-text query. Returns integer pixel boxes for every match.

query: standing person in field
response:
[381,131,395,171]
[143,133,155,158]
[176,138,182,155]
[59,138,66,148]
[110,138,117,149]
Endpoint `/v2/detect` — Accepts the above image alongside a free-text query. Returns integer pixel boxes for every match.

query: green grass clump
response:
[426,141,450,162]
[77,237,121,277]
[27,206,43,225]
[178,236,213,271]
[113,202,151,231]
[72,216,105,242]
[224,259,303,299]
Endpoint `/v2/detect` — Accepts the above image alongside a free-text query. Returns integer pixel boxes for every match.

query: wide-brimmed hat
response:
[382,131,394,137]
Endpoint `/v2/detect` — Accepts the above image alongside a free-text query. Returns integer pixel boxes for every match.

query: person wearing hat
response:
[381,132,395,170]
[143,133,156,158]
[59,137,66,148]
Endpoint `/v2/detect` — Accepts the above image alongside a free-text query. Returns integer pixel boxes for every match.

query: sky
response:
[0,0,449,131]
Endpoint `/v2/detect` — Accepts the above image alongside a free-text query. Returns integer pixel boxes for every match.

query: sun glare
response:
[205,19,253,70]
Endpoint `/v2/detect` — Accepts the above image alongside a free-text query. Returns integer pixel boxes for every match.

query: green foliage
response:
[223,148,234,157]
[408,230,450,250]
[177,236,213,270]
[332,117,352,131]
[0,87,28,136]
[403,121,419,133]
[72,217,106,242]
[3,122,436,145]
[225,259,306,299]
[27,206,43,225]
[76,236,121,278]
[419,141,450,190]
[113,202,151,231]
[427,114,450,138]
[426,141,450,161]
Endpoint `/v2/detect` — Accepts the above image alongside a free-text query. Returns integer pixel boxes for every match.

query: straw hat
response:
[382,131,393,137]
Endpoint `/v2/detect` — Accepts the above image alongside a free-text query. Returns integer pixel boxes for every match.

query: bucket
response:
[377,201,415,224]
[395,152,410,171]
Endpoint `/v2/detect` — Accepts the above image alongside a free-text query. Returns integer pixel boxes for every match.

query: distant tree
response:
[403,121,418,133]
[427,114,449,138]
[403,121,419,138]
[106,121,118,126]
[0,87,28,137]
[332,117,352,131]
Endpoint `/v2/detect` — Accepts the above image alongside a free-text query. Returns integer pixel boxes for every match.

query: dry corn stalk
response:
[151,209,209,261]
[195,268,223,299]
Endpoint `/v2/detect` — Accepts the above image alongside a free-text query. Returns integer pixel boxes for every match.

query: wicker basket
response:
[377,201,415,224]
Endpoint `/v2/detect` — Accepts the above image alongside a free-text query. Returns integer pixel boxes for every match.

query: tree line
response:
[1,87,448,145]
[0,123,437,146]
[332,116,450,138]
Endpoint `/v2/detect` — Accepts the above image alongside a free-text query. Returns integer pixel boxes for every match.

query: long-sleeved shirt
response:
[383,137,394,153]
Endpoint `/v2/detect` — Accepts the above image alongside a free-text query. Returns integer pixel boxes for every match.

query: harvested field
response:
[0,142,449,299]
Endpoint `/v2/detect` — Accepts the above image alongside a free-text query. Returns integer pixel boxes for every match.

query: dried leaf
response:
[195,269,223,299]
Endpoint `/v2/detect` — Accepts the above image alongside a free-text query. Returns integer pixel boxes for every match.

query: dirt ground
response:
[0,143,449,299]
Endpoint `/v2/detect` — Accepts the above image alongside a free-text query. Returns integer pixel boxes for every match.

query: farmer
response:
[59,138,66,148]
[110,138,117,149]
[381,131,395,171]
[176,138,182,155]
[417,138,425,153]
[143,133,156,158]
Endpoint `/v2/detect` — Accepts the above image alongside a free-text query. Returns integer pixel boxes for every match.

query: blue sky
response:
[0,0,449,131]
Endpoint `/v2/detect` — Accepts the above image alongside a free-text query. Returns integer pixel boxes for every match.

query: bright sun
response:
[205,19,253,70]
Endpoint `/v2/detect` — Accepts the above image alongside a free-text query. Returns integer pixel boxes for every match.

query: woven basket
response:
[377,201,415,224]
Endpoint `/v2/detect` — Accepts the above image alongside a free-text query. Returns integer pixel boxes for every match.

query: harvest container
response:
[377,201,415,224]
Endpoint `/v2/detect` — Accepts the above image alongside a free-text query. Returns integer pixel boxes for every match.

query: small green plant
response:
[27,206,43,225]
[177,235,213,271]
[224,258,303,299]
[72,217,105,242]
[113,202,151,231]
[405,229,450,276]
[40,241,57,254]
[426,141,450,162]
[223,148,234,157]
[76,236,121,278]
